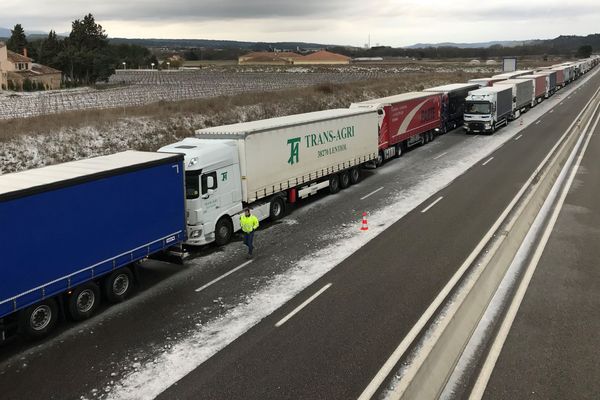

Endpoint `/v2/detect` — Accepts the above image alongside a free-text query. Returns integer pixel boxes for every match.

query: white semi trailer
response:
[159,108,379,246]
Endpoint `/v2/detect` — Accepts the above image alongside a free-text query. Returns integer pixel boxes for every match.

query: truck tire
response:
[269,196,286,220]
[339,171,350,189]
[374,152,384,168]
[67,282,100,321]
[104,267,134,303]
[214,217,233,246]
[329,174,340,194]
[394,143,403,158]
[349,167,361,185]
[19,298,58,339]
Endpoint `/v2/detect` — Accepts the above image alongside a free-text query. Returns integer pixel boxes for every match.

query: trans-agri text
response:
[305,126,355,148]
[287,126,355,165]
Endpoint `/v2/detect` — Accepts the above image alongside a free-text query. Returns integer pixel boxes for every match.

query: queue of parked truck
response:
[1,56,599,342]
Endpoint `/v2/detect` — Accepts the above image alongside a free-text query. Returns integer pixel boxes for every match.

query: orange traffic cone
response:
[360,212,369,231]
[520,118,523,126]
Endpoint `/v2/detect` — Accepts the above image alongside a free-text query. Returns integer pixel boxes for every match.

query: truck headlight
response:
[190,229,202,238]
[485,123,491,128]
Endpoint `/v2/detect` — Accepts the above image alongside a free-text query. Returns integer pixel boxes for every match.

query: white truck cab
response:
[159,138,269,246]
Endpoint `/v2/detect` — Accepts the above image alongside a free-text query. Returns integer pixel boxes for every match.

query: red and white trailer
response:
[350,92,442,165]
[519,74,548,104]
[551,67,566,88]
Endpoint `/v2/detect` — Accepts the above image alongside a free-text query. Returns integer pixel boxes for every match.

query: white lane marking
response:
[568,96,572,99]
[560,102,564,105]
[361,187,384,200]
[469,105,600,400]
[421,196,443,213]
[535,120,541,125]
[275,283,332,327]
[357,83,600,400]
[482,157,494,166]
[514,134,523,141]
[550,109,554,113]
[433,151,449,160]
[195,260,254,292]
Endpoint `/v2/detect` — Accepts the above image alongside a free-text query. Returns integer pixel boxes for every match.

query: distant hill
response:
[108,37,334,50]
[406,40,542,49]
[0,26,50,39]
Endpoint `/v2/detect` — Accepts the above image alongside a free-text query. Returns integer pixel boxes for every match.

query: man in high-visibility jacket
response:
[240,207,259,258]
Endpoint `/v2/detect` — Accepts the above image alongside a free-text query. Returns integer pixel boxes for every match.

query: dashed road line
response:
[482,157,494,166]
[433,151,449,160]
[421,196,444,213]
[195,260,254,292]
[361,187,384,200]
[514,134,523,141]
[275,283,332,327]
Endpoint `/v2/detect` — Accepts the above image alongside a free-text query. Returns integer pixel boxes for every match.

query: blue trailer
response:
[0,151,186,341]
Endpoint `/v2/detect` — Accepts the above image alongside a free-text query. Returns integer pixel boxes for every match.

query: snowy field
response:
[0,64,498,121]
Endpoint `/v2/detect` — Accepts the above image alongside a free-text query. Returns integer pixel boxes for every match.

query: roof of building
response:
[7,50,31,63]
[300,50,350,62]
[31,63,61,75]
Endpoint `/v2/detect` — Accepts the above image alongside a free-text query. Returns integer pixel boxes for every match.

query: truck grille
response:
[469,122,486,131]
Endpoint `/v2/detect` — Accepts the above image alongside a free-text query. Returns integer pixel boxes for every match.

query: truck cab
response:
[464,86,512,134]
[159,138,244,246]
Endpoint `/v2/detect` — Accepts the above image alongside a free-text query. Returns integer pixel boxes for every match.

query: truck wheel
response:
[394,143,403,158]
[104,267,134,303]
[270,196,286,220]
[349,167,361,184]
[339,171,351,189]
[19,298,58,339]
[374,152,384,168]
[214,217,233,246]
[429,131,435,142]
[67,282,100,321]
[329,174,340,194]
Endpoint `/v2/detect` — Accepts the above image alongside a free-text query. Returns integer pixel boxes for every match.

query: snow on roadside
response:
[98,75,594,400]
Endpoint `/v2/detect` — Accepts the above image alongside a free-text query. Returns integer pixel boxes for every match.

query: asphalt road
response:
[481,96,600,400]
[0,70,598,400]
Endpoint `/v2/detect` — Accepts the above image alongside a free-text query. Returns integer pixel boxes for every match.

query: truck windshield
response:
[466,102,491,114]
[185,171,200,199]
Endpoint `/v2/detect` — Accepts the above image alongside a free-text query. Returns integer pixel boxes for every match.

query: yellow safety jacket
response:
[240,214,259,233]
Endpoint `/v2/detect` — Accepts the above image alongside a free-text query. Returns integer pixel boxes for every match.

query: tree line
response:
[4,14,158,86]
[328,36,595,60]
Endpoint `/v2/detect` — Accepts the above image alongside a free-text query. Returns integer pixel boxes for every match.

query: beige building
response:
[238,50,350,65]
[0,41,62,90]
[292,50,351,65]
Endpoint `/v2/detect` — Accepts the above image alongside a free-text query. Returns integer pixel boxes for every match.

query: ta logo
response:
[221,171,228,181]
[287,137,301,165]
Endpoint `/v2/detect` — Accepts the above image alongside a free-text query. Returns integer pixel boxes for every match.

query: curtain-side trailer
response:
[0,152,186,341]
[423,83,481,132]
[159,109,379,246]
[350,92,442,165]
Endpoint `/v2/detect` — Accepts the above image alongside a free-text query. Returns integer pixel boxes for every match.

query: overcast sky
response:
[2,0,599,46]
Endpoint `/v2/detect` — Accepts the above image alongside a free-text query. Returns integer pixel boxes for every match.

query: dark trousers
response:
[243,231,254,255]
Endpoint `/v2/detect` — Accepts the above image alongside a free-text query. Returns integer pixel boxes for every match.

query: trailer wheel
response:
[349,167,361,185]
[19,298,58,339]
[67,282,100,321]
[269,196,286,221]
[429,131,435,142]
[339,171,351,189]
[214,217,233,246]
[329,174,340,194]
[394,143,403,158]
[104,267,134,303]
[374,152,384,168]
